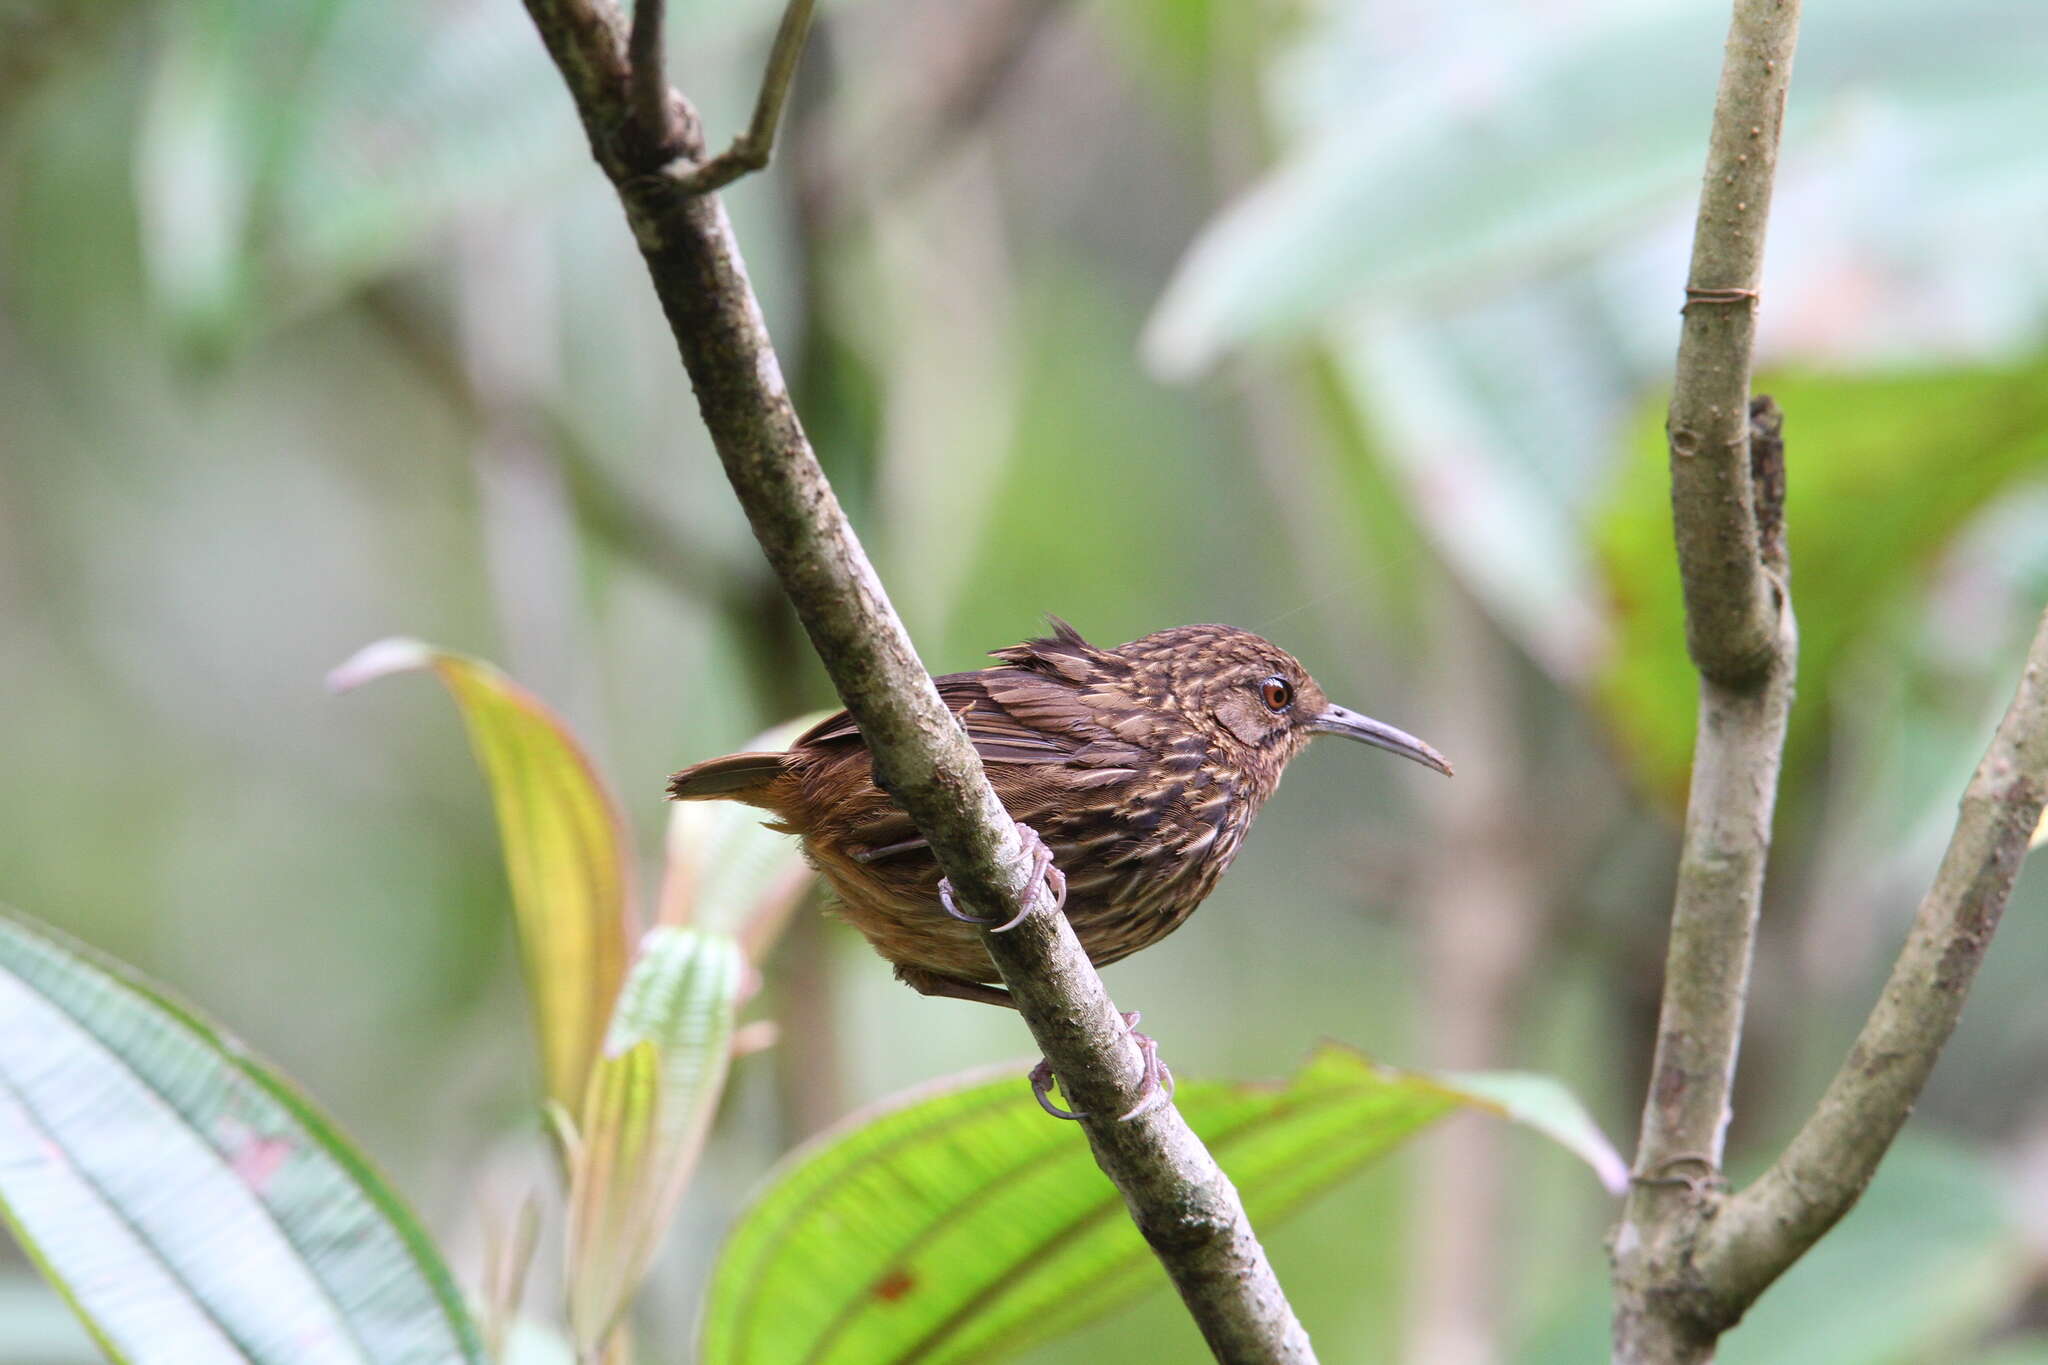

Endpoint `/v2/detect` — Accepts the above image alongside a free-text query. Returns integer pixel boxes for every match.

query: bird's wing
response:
[800,668,1148,864]
[797,670,1141,767]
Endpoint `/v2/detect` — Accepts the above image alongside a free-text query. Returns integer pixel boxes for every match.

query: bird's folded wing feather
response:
[803,669,1148,861]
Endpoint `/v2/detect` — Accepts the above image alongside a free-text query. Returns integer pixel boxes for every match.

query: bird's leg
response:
[1029,1012,1175,1123]
[936,822,1067,932]
[893,963,1016,1008]
[894,968,1173,1124]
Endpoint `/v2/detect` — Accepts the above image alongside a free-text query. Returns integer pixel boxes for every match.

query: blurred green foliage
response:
[6,0,2048,1359]
[1596,357,2048,806]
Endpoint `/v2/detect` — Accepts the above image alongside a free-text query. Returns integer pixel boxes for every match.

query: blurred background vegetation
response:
[5,0,2048,1360]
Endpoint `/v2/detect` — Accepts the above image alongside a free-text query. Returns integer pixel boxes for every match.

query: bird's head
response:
[997,619,1453,781]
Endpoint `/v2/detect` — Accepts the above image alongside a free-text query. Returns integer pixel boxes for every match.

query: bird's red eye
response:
[1259,677,1294,712]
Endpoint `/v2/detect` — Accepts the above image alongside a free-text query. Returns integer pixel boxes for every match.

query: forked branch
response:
[1617,2,2048,1361]
[1613,0,1804,1358]
[636,0,819,195]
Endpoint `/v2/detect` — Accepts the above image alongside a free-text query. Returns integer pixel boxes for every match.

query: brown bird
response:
[667,620,1451,1116]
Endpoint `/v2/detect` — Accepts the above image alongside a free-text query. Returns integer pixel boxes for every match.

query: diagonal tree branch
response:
[515,0,1316,1358]
[1699,608,2048,1306]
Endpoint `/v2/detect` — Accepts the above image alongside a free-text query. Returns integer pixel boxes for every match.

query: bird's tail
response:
[665,751,786,803]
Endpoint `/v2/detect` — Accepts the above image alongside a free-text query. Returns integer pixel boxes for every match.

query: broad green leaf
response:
[1593,360,2048,803]
[1143,0,2048,377]
[566,927,745,1356]
[331,638,632,1115]
[0,908,484,1365]
[661,714,823,944]
[701,1045,1620,1365]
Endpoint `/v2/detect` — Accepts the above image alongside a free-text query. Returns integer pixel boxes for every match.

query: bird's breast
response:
[1032,756,1259,968]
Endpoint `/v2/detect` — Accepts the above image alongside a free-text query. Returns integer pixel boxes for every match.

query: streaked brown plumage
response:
[667,620,1451,1011]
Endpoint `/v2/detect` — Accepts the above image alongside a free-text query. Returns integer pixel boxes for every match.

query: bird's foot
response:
[1028,1011,1176,1122]
[938,822,1066,933]
[1028,1057,1085,1120]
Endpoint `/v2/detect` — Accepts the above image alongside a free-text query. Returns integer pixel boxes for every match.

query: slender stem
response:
[664,0,818,196]
[1611,653,1793,1359]
[516,0,1316,1357]
[1666,0,1801,686]
[1614,0,1803,1354]
[627,0,673,152]
[1631,624,1794,1180]
[1700,609,2048,1303]
[1633,386,1789,1205]
[1623,402,1792,1189]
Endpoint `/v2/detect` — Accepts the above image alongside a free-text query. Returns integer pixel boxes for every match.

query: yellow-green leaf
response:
[565,927,745,1356]
[565,1040,661,1355]
[331,637,632,1115]
[701,1045,1620,1365]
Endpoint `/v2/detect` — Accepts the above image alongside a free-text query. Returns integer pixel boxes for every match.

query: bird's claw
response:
[938,823,1067,932]
[1029,1058,1086,1120]
[1027,1011,1175,1123]
[1115,1011,1176,1121]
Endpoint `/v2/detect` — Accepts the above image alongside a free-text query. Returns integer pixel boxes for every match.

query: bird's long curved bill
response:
[1311,705,1454,776]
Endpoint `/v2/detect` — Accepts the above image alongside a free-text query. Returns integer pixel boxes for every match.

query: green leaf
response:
[1142,0,2048,377]
[1593,360,2048,803]
[0,908,484,1365]
[566,927,746,1357]
[331,638,632,1117]
[701,1045,1620,1365]
[1442,1071,1630,1194]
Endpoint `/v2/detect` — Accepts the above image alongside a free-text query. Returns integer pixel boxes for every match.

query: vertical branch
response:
[1667,5,1800,685]
[1615,0,2048,1351]
[515,1,1318,1358]
[626,0,676,153]
[1613,0,1803,1356]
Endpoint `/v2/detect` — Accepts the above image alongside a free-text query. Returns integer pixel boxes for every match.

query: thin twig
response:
[517,0,1317,1357]
[664,0,818,196]
[627,0,674,153]
[1699,608,2048,1304]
